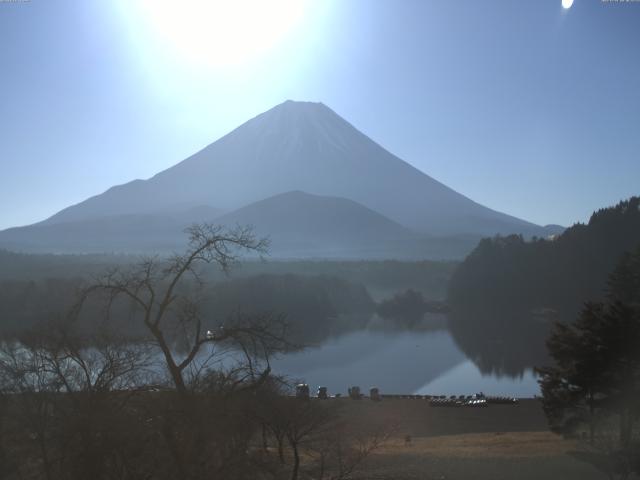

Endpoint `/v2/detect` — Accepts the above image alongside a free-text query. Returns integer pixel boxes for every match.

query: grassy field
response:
[331,399,613,480]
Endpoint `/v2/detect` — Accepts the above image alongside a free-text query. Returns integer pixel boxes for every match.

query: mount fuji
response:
[0,100,560,257]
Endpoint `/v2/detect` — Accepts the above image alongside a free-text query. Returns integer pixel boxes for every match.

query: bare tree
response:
[313,422,394,480]
[75,223,274,393]
[66,224,304,480]
[0,320,154,480]
[285,400,335,480]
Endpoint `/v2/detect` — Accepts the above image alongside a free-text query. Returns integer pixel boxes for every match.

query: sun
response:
[562,0,574,9]
[135,0,307,68]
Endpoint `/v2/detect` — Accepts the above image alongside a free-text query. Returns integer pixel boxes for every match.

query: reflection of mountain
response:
[448,310,552,377]
[416,361,539,397]
[271,329,466,394]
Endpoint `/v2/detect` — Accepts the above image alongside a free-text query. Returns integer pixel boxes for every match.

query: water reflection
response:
[448,310,553,377]
[272,327,541,397]
[416,361,539,397]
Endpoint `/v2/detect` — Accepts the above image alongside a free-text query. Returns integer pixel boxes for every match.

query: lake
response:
[271,329,540,397]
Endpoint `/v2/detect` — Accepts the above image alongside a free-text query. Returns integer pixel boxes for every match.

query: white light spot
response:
[562,0,574,9]
[133,0,307,68]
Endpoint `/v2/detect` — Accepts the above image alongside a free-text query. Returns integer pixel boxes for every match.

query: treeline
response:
[0,278,84,335]
[0,250,457,301]
[0,249,131,280]
[376,289,449,329]
[0,249,455,342]
[220,259,458,300]
[0,272,447,345]
[447,197,640,375]
[203,274,375,344]
[449,197,640,317]
[0,274,375,345]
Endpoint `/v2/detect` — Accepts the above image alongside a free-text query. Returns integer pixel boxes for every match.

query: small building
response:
[295,383,310,400]
[369,387,381,401]
[348,386,361,400]
[317,386,328,399]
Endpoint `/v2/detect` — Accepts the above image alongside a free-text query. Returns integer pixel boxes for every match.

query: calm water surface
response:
[271,329,539,397]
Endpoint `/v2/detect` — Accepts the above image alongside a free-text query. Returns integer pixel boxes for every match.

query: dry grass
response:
[378,431,578,458]
[325,399,612,479]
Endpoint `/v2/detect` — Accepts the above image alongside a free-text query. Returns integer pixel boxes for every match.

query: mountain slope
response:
[214,191,420,258]
[41,100,542,237]
[0,206,223,253]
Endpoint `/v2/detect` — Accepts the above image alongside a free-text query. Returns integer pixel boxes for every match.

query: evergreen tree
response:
[537,249,640,477]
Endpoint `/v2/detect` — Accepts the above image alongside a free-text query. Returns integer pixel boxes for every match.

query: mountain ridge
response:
[0,190,482,259]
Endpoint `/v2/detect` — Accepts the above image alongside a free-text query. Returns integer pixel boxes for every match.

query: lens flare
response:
[135,0,307,68]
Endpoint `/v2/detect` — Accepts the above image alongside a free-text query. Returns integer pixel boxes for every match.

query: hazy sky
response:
[1,0,639,230]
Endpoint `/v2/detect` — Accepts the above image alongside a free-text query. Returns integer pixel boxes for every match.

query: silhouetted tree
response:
[0,320,153,480]
[537,249,640,479]
[608,247,640,306]
[537,302,615,443]
[76,223,277,393]
[67,224,301,480]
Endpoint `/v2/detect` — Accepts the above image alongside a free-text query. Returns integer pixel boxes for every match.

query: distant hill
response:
[539,224,565,237]
[214,191,420,258]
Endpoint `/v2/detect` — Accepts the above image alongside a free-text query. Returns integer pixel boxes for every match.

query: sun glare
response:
[136,0,307,68]
[562,0,574,9]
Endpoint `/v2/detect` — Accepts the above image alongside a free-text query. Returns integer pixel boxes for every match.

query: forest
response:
[448,197,640,375]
